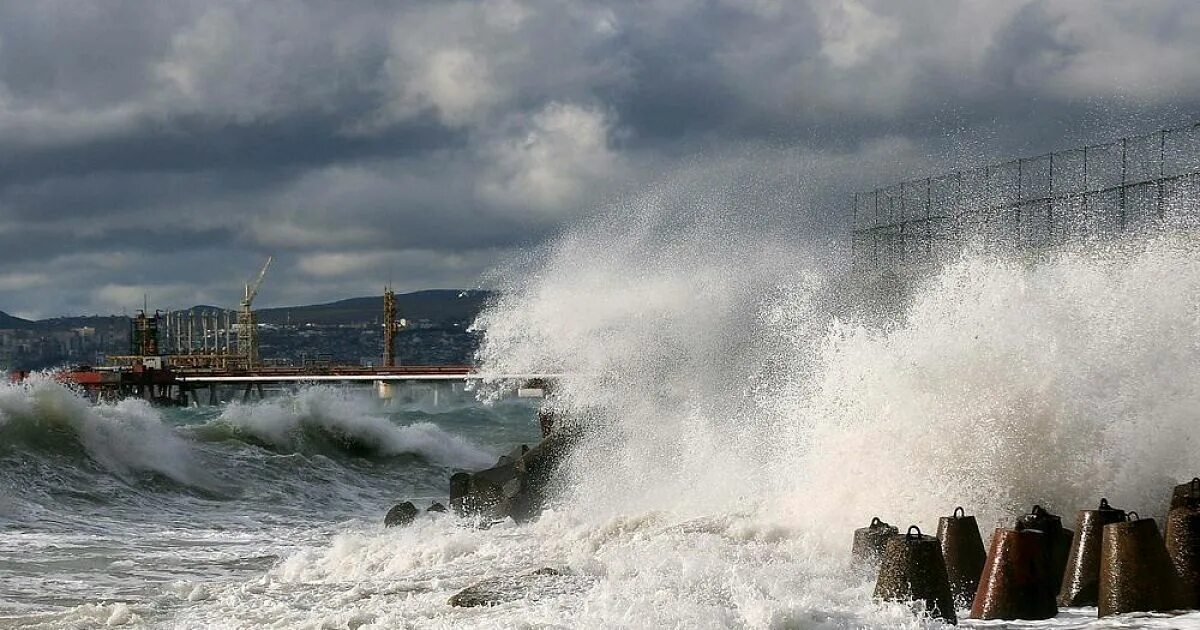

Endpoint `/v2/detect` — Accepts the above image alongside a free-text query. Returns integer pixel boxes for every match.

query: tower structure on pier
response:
[237,256,273,368]
[382,287,398,367]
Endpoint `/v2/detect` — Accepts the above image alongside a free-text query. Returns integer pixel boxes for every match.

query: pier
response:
[9,365,559,405]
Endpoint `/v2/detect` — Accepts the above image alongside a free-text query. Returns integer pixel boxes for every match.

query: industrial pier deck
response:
[11,365,557,405]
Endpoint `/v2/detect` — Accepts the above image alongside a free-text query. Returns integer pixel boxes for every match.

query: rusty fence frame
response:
[852,122,1200,275]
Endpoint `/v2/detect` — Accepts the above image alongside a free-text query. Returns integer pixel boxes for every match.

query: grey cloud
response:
[2,0,1200,317]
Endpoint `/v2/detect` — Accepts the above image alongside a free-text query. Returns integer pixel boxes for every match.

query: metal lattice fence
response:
[852,123,1200,275]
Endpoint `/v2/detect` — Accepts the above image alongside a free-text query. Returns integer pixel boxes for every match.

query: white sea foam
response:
[214,386,496,468]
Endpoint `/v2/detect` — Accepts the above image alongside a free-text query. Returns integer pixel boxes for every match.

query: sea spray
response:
[474,209,1200,559]
[108,227,1200,628]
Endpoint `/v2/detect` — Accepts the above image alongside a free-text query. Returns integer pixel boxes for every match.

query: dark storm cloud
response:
[2,0,1200,317]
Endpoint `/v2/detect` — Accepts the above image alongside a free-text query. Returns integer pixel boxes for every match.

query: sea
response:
[5,220,1200,627]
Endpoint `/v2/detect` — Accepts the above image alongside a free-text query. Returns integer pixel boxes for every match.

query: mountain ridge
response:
[0,289,493,329]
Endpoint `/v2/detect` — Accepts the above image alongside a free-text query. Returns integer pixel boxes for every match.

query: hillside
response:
[255,289,492,326]
[0,311,36,329]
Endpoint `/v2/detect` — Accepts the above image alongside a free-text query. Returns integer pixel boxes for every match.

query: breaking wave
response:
[0,374,214,488]
[200,387,495,468]
[0,378,498,518]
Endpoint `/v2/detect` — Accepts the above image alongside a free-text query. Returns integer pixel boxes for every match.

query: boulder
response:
[448,568,562,607]
[494,444,530,467]
[427,502,447,513]
[384,501,419,528]
[448,423,582,523]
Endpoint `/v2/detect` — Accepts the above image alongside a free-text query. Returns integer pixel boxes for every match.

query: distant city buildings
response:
[1,317,478,371]
[0,324,129,370]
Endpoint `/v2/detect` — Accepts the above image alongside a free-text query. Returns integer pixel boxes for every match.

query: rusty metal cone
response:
[1016,504,1073,593]
[852,517,898,571]
[874,526,957,624]
[1098,513,1186,617]
[1166,504,1200,609]
[970,528,1058,620]
[1170,477,1200,510]
[937,507,986,608]
[1059,498,1126,607]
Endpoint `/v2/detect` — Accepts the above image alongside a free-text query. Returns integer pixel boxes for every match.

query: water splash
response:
[475,202,1200,549]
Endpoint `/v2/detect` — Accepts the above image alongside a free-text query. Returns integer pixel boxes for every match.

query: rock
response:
[384,501,419,528]
[538,409,556,437]
[448,422,583,523]
[508,424,582,521]
[448,568,564,607]
[494,444,529,467]
[450,459,522,519]
[427,502,447,513]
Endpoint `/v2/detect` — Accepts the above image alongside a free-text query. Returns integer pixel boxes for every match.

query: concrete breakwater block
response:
[873,526,957,624]
[970,528,1058,620]
[1059,498,1126,607]
[1099,514,1186,617]
[1166,503,1200,609]
[852,517,897,571]
[1016,505,1073,594]
[937,507,986,608]
[1171,478,1200,510]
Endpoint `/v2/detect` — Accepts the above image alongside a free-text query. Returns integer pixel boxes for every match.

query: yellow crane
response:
[237,256,273,367]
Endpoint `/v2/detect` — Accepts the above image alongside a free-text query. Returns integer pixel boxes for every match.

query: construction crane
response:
[237,256,273,368]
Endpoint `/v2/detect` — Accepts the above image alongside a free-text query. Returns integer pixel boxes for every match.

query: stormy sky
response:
[2,0,1200,318]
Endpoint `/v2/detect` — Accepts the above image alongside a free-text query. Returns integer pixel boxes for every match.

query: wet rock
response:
[427,502,447,513]
[538,408,556,437]
[384,501,419,528]
[495,444,529,467]
[450,459,522,519]
[448,568,563,607]
[448,423,583,523]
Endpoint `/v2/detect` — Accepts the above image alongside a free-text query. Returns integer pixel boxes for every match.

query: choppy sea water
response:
[9,229,1200,627]
[0,380,543,628]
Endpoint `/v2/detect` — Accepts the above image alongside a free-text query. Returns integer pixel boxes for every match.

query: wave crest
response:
[0,374,215,488]
[207,387,495,468]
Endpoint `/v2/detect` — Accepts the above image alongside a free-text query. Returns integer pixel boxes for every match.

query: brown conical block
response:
[1171,478,1200,510]
[1059,498,1126,607]
[1099,515,1186,616]
[1166,505,1200,609]
[970,528,1058,620]
[874,526,957,624]
[937,507,986,607]
[852,517,898,570]
[1016,504,1073,593]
